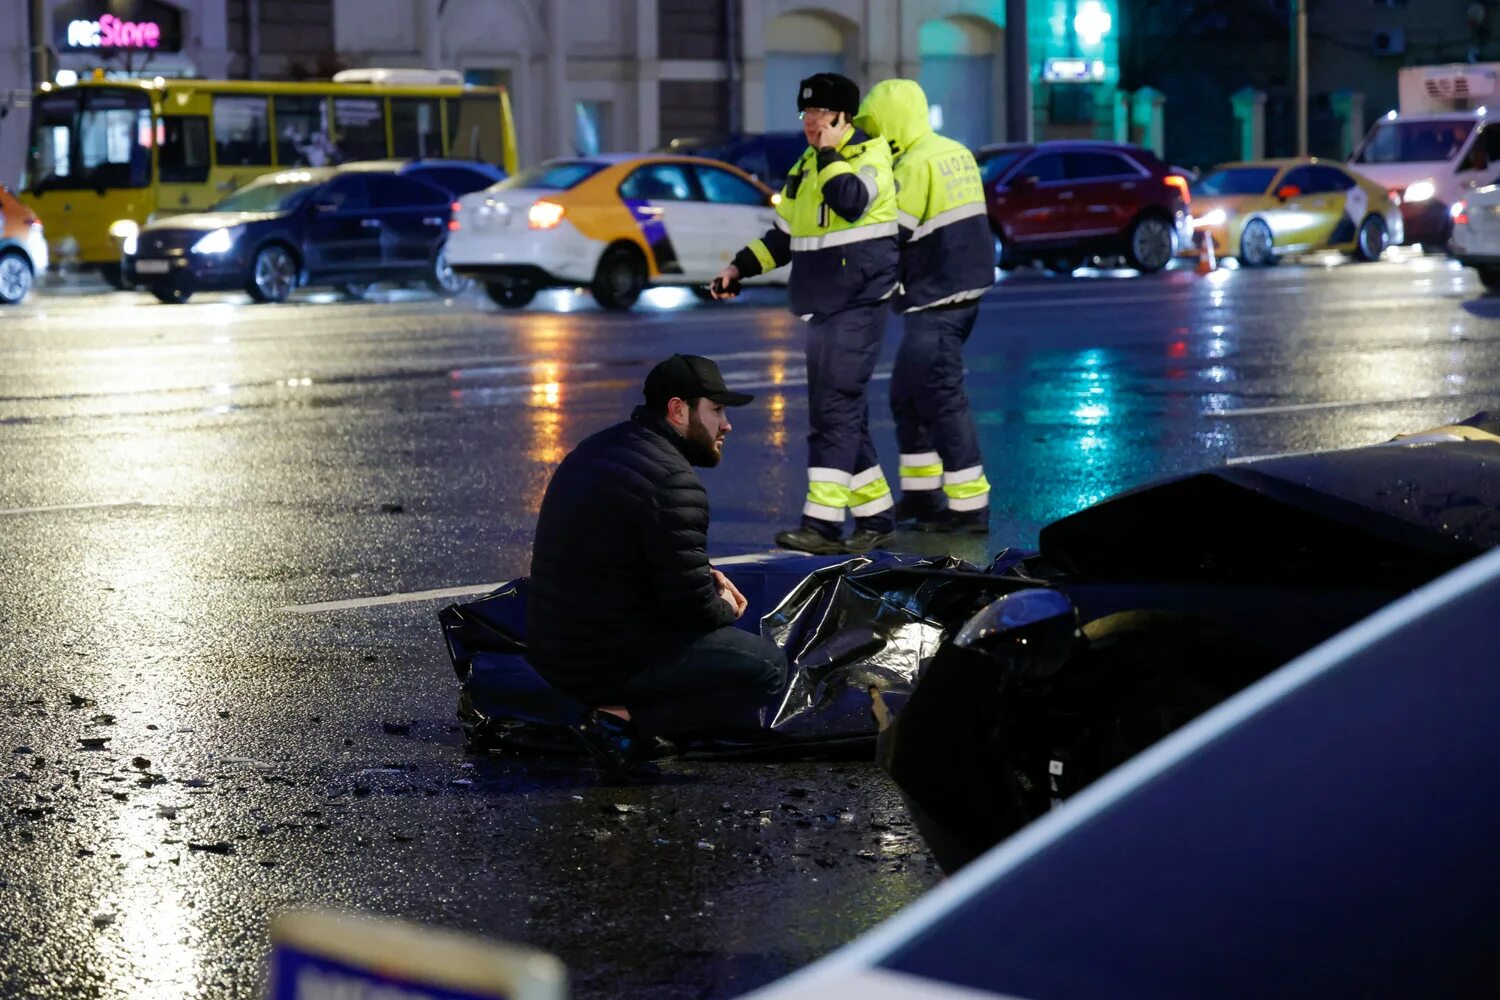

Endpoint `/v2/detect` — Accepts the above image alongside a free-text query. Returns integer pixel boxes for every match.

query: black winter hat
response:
[797,73,860,115]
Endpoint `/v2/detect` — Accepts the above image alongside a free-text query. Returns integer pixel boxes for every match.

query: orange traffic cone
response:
[1195,230,1217,275]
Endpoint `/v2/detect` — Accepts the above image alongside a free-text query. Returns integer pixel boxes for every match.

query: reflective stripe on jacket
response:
[855,79,995,313]
[732,126,899,318]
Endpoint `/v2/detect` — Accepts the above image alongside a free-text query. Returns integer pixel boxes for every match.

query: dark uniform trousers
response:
[889,301,984,486]
[804,299,895,535]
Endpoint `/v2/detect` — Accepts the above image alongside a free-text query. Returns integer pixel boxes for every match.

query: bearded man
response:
[525,354,787,766]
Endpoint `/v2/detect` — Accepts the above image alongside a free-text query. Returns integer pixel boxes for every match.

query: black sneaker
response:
[571,710,662,779]
[894,493,946,525]
[844,527,894,553]
[775,526,847,554]
[915,508,989,535]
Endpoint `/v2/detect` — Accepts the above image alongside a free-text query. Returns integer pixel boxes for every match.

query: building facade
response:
[3,0,1130,186]
[6,2,1497,191]
[332,0,1125,165]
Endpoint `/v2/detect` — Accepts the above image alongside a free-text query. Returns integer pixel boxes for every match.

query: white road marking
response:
[1213,392,1471,417]
[1225,448,1326,465]
[0,500,143,516]
[283,551,791,613]
[279,582,505,614]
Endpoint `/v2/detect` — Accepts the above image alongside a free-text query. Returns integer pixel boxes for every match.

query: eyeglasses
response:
[798,108,837,122]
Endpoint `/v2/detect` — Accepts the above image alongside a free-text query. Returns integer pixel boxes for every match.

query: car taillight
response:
[448,201,462,231]
[1451,200,1469,225]
[1388,188,1403,207]
[1165,174,1191,205]
[528,200,565,229]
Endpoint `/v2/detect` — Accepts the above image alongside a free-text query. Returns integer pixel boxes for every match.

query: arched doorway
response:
[918,15,1002,150]
[763,9,857,129]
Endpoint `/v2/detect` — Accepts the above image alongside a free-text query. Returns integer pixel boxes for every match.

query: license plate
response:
[135,259,171,274]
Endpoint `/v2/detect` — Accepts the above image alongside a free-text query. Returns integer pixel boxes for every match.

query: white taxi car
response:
[446,153,788,310]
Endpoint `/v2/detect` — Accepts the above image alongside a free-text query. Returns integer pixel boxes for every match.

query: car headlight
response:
[191,227,240,255]
[1404,180,1436,203]
[1193,208,1227,228]
[109,219,139,256]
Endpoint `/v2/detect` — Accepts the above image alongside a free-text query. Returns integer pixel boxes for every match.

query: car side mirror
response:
[1276,184,1301,200]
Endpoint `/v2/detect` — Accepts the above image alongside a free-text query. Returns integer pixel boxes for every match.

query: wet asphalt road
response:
[2,254,1498,999]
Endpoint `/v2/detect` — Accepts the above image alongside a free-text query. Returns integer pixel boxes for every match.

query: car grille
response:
[138,230,201,255]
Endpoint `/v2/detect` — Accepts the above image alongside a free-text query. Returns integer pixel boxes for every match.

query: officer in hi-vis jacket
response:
[854,78,994,533]
[712,73,900,555]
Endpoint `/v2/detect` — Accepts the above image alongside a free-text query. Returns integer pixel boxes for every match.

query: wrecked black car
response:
[881,418,1500,871]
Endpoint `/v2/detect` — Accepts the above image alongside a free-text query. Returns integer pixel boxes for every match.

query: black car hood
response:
[142,211,281,233]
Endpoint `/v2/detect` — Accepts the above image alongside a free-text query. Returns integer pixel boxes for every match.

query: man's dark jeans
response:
[586,625,788,739]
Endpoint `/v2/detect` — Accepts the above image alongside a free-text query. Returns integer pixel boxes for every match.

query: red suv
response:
[977,141,1192,274]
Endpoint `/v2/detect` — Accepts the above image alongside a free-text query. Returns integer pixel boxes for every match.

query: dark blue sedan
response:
[125,165,465,304]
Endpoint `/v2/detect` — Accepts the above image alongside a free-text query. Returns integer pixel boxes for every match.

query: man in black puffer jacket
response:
[526,354,787,751]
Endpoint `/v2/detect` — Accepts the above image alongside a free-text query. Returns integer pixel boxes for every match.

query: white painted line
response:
[280,582,504,614]
[1225,448,1324,465]
[284,552,797,613]
[1213,392,1468,417]
[0,500,143,516]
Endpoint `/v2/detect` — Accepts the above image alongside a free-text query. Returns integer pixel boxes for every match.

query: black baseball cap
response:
[644,354,754,407]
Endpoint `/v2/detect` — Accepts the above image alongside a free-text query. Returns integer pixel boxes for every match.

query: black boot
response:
[915,507,990,535]
[775,524,847,554]
[846,514,895,553]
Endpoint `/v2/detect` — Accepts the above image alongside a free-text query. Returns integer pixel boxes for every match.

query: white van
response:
[1349,111,1500,248]
[1348,64,1500,249]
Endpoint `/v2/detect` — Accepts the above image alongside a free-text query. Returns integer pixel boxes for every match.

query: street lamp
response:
[1074,1,1112,48]
[1292,0,1308,155]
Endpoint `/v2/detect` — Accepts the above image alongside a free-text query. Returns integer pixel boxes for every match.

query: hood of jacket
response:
[853,79,932,158]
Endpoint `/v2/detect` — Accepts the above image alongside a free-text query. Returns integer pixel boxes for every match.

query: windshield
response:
[1353,120,1476,164]
[1192,167,1279,197]
[496,160,605,191]
[213,179,319,213]
[979,150,1024,185]
[25,87,152,192]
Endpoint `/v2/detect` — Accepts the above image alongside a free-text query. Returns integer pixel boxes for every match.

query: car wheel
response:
[591,243,646,310]
[1354,214,1388,262]
[1125,215,1175,272]
[339,282,371,301]
[1238,218,1276,267]
[0,250,34,305]
[426,244,473,295]
[1478,265,1500,291]
[246,244,298,303]
[485,280,536,309]
[98,262,127,290]
[151,283,192,305]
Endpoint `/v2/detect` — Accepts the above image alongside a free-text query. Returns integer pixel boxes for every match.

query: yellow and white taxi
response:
[1190,158,1403,266]
[447,153,788,309]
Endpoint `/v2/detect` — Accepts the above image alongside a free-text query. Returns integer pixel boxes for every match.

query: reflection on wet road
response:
[1,253,1497,998]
